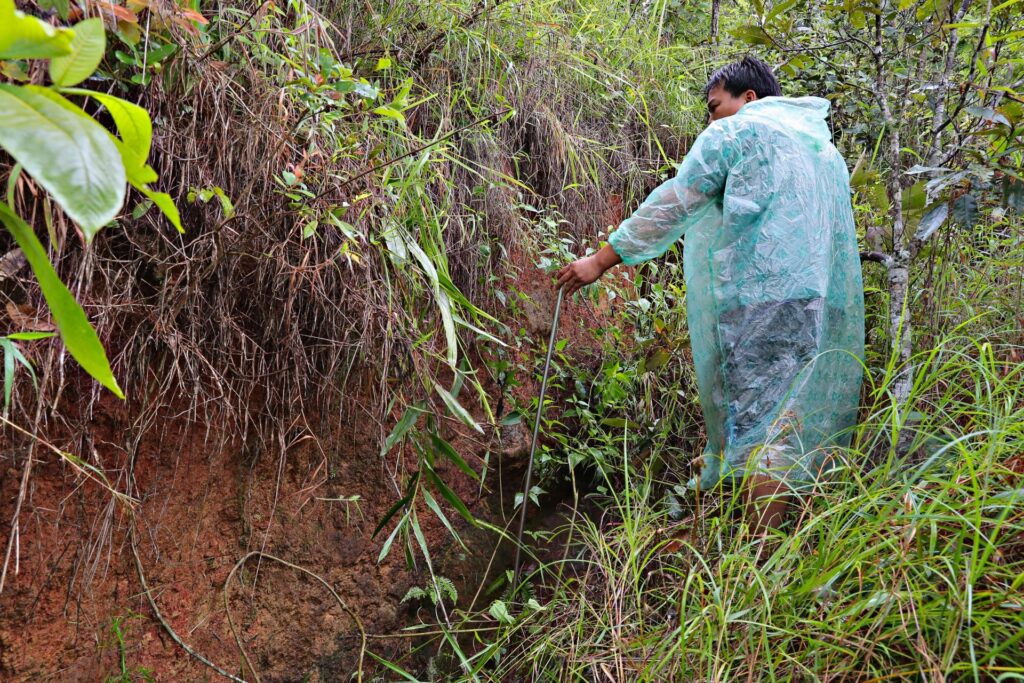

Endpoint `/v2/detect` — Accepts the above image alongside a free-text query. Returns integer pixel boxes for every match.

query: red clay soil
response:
[0,395,435,681]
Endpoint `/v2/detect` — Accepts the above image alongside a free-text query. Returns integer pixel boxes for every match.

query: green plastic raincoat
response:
[608,96,864,490]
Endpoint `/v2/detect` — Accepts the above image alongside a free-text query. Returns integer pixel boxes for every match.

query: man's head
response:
[703,56,781,122]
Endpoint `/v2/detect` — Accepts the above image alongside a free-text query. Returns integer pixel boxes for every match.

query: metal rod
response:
[511,285,564,595]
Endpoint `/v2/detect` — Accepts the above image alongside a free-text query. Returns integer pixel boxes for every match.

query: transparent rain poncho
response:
[608,96,865,491]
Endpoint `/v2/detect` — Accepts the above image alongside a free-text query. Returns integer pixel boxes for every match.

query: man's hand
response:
[555,244,622,296]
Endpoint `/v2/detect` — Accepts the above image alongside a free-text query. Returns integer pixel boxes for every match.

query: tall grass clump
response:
[370,320,1024,681]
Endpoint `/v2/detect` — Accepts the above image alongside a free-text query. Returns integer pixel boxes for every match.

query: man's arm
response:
[555,243,621,296]
[555,122,736,292]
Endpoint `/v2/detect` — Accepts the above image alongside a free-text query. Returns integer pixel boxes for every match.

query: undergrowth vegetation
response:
[1,0,1023,680]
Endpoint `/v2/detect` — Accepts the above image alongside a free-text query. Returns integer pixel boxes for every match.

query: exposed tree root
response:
[130,526,249,683]
[223,551,367,683]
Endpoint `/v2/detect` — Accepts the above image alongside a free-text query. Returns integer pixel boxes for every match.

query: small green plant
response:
[401,575,458,607]
[102,613,154,683]
[0,331,53,415]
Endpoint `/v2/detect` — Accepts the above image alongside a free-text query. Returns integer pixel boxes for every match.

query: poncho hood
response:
[735,95,833,149]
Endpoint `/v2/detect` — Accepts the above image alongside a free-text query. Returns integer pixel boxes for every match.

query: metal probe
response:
[511,285,564,595]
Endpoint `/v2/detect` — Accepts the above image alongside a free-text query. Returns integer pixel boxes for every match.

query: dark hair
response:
[703,56,782,100]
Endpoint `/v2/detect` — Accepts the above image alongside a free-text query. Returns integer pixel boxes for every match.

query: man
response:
[556,56,864,533]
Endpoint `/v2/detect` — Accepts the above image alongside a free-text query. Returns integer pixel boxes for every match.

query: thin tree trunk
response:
[873,10,913,409]
[927,0,973,166]
[710,0,721,44]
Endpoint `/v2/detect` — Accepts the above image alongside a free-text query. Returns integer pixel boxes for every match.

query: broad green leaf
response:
[914,203,949,241]
[0,84,125,237]
[729,25,771,45]
[0,0,75,59]
[641,348,670,373]
[49,18,104,87]
[952,194,978,228]
[0,203,123,397]
[61,88,152,171]
[766,0,800,22]
[434,381,482,433]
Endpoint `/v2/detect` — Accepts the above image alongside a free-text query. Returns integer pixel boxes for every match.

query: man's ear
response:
[744,89,759,103]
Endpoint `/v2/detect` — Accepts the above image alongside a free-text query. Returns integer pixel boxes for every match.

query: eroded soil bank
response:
[0,272,620,681]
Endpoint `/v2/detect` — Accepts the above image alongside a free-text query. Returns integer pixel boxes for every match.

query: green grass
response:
[370,323,1024,682]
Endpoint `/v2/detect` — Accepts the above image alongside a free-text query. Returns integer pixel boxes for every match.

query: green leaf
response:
[489,600,516,625]
[49,18,105,87]
[0,203,123,397]
[2,339,14,412]
[373,492,412,539]
[401,229,458,366]
[372,105,405,123]
[914,202,948,241]
[992,0,1023,13]
[61,89,152,172]
[137,187,183,233]
[422,488,467,551]
[952,194,978,228]
[423,464,476,525]
[429,431,480,482]
[7,331,56,341]
[0,85,125,237]
[38,0,70,20]
[434,381,482,433]
[640,348,670,373]
[0,0,75,59]
[729,25,771,45]
[381,402,425,456]
[766,0,800,22]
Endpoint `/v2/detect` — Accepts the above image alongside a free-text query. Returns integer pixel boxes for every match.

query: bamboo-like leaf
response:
[422,488,468,551]
[2,339,14,412]
[0,85,125,236]
[423,465,476,525]
[372,471,419,539]
[0,203,123,397]
[430,430,480,482]
[376,513,405,563]
[49,18,105,87]
[409,509,433,571]
[434,381,482,433]
[382,402,425,456]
